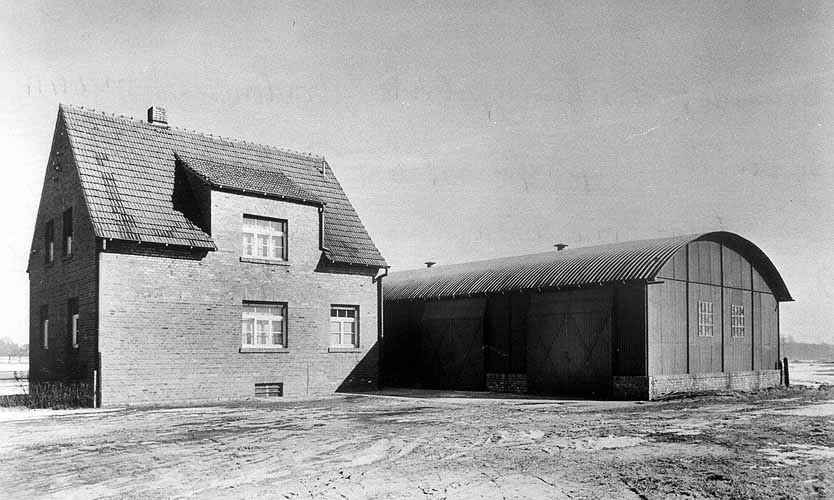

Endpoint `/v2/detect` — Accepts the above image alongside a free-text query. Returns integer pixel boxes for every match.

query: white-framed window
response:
[68,298,79,348]
[731,304,744,338]
[40,305,49,349]
[242,216,287,261]
[63,207,73,257]
[697,300,714,337]
[241,302,287,347]
[330,306,359,347]
[44,219,54,264]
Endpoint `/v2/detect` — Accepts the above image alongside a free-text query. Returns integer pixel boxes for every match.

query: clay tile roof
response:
[60,104,386,266]
[175,153,323,206]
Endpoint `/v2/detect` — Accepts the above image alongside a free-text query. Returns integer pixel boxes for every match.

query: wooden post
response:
[783,357,790,387]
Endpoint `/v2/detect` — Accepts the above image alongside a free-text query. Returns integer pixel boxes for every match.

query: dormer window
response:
[242,215,287,261]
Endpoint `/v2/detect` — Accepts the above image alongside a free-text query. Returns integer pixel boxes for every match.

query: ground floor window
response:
[330,306,358,347]
[68,298,79,348]
[697,300,714,337]
[40,305,49,349]
[731,304,744,338]
[242,302,287,347]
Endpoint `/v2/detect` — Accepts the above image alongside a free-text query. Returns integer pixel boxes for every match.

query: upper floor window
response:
[44,220,54,264]
[242,302,287,348]
[242,216,287,261]
[62,208,73,256]
[40,305,49,349]
[731,304,745,338]
[697,300,714,337]
[330,306,359,347]
[68,298,79,348]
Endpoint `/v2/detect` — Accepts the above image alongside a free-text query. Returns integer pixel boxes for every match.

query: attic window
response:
[44,220,54,264]
[62,207,73,256]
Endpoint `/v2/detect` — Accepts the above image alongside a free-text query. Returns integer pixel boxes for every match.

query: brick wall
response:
[613,369,782,400]
[485,373,527,393]
[28,113,99,397]
[98,190,379,406]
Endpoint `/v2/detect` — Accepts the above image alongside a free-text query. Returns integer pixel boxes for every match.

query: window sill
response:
[240,257,290,266]
[239,346,290,353]
[328,347,361,353]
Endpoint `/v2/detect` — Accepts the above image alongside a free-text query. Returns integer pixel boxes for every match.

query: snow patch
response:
[758,444,834,466]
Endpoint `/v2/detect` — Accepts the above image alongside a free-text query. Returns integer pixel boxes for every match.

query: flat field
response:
[2,379,833,500]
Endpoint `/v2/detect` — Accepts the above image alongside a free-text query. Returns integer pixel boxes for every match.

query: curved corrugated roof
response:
[384,232,792,302]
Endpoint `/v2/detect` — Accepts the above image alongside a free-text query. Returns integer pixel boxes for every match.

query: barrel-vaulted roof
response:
[59,104,386,267]
[384,232,792,302]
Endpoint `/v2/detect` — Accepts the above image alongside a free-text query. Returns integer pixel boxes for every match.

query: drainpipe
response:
[374,266,390,388]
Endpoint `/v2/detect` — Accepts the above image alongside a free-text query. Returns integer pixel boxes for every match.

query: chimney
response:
[147,106,168,126]
[425,261,436,268]
[554,243,568,251]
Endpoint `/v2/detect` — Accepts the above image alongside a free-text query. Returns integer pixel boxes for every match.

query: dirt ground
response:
[1,378,833,500]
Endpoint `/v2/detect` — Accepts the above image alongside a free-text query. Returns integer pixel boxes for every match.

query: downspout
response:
[374,266,390,388]
[317,205,326,252]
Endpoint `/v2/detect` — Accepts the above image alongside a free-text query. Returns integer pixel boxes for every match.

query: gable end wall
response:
[28,114,99,391]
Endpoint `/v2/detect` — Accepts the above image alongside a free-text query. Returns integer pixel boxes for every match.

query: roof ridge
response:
[59,103,326,162]
[393,234,698,272]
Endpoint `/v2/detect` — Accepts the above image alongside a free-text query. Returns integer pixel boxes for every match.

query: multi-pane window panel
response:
[242,303,287,347]
[697,300,714,337]
[731,305,745,338]
[242,216,287,261]
[330,306,358,347]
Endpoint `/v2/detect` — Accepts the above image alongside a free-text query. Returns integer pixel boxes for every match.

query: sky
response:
[1,0,832,345]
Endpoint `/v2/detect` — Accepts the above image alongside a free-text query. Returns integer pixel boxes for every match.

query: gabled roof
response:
[384,232,792,302]
[60,104,386,267]
[176,153,323,207]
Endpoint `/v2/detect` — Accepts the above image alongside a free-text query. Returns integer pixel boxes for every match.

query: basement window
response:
[330,306,359,348]
[242,215,287,261]
[254,382,283,397]
[697,301,714,337]
[241,302,287,348]
[731,305,745,338]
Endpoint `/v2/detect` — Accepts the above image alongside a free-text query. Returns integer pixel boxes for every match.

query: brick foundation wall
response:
[486,373,527,393]
[28,114,98,400]
[98,190,379,407]
[613,369,782,400]
[612,376,650,400]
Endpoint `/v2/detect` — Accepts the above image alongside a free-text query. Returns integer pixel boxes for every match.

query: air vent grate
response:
[255,382,283,397]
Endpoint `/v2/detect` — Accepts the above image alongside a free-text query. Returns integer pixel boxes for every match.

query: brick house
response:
[28,104,388,407]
